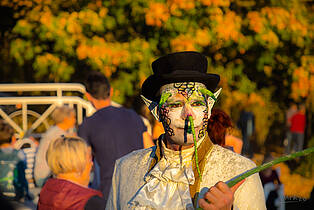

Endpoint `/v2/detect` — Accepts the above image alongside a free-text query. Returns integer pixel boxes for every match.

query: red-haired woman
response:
[207,109,243,154]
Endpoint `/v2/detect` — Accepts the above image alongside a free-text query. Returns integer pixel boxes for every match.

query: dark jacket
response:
[37,178,103,210]
[78,106,146,204]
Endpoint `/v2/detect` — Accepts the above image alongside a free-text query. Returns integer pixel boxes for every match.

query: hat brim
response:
[141,70,220,101]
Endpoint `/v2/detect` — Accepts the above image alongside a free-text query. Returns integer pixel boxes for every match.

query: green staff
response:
[197,147,314,209]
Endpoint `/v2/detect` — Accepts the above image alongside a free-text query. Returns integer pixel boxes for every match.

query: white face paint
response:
[158,82,215,146]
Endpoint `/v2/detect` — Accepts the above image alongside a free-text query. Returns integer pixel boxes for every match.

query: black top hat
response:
[141,51,220,101]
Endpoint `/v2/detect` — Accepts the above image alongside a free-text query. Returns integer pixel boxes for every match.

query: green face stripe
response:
[199,88,216,101]
[159,92,172,108]
[188,115,202,181]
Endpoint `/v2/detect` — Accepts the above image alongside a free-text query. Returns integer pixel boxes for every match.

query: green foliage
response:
[0,0,313,146]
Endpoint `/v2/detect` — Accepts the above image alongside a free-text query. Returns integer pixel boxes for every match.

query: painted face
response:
[159,82,215,146]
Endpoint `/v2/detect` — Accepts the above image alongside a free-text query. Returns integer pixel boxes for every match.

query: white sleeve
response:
[233,173,266,210]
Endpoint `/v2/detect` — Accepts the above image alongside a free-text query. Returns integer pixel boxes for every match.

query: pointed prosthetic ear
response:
[140,95,159,121]
[214,88,222,99]
[206,88,222,110]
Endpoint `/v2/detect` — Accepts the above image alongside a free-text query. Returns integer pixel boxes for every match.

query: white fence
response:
[0,83,96,138]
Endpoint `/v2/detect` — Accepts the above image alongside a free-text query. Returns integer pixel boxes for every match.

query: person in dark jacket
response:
[37,136,104,210]
[78,71,154,205]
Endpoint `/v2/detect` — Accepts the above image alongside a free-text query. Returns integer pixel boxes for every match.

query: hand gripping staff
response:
[196,147,314,209]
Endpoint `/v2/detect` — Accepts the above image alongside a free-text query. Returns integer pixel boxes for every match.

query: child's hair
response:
[207,109,232,146]
[46,136,90,175]
[0,119,14,145]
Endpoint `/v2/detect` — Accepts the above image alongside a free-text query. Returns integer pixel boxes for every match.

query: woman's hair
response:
[51,106,75,124]
[207,109,232,146]
[46,136,90,175]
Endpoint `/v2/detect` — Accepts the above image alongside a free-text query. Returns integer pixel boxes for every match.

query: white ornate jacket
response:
[106,135,266,210]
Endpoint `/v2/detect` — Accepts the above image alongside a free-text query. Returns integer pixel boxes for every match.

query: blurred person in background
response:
[0,119,31,201]
[207,108,243,154]
[237,108,255,157]
[259,154,285,210]
[37,136,104,210]
[284,102,297,154]
[34,105,76,187]
[78,71,154,205]
[290,104,306,152]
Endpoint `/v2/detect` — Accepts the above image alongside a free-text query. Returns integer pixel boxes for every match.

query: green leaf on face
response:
[159,92,172,108]
[199,88,216,101]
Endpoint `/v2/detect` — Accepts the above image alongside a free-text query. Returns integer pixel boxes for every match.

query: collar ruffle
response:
[128,136,206,210]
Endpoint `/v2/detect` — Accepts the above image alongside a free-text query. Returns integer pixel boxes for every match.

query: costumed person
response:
[37,136,104,210]
[207,108,243,154]
[106,51,266,209]
[34,105,76,187]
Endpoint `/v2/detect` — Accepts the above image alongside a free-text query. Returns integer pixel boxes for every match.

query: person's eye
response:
[191,101,206,107]
[167,102,183,108]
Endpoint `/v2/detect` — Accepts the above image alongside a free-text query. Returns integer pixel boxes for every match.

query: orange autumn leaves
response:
[4,0,313,109]
[145,2,169,27]
[275,163,314,199]
[291,56,314,102]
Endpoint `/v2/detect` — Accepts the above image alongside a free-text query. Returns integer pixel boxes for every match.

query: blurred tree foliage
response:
[0,0,313,147]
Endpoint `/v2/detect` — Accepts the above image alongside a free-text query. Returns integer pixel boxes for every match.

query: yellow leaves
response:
[168,0,195,11]
[261,30,279,48]
[76,45,88,60]
[262,7,290,30]
[247,11,265,33]
[66,18,82,34]
[40,11,52,26]
[291,67,311,100]
[77,10,103,32]
[34,53,73,82]
[276,163,314,199]
[263,65,272,77]
[195,28,211,47]
[248,93,265,107]
[214,53,222,61]
[14,19,33,37]
[170,34,196,51]
[99,8,108,18]
[289,15,308,36]
[213,11,243,42]
[145,2,170,27]
[290,56,314,101]
[260,7,308,37]
[37,53,60,66]
[76,38,131,77]
[199,0,231,7]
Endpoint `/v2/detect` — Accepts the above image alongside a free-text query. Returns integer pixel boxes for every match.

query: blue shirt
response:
[78,106,146,203]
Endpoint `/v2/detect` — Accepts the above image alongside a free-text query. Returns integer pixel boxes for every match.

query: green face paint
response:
[159,92,172,108]
[199,88,216,101]
[188,115,202,181]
